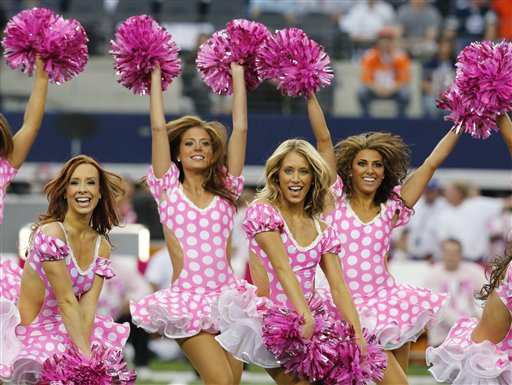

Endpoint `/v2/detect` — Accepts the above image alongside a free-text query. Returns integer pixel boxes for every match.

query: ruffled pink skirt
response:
[426,317,512,385]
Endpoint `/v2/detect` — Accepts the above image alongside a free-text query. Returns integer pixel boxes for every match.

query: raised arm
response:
[41,224,91,356]
[226,62,248,177]
[401,129,462,208]
[497,112,512,156]
[150,66,172,178]
[307,94,336,175]
[254,230,315,339]
[78,239,110,343]
[319,253,366,352]
[9,57,49,169]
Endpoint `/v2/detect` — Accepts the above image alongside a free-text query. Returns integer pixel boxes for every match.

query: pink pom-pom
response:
[438,40,512,139]
[110,15,182,95]
[38,15,89,84]
[325,325,387,385]
[262,305,339,381]
[1,8,54,76]
[256,28,334,98]
[196,19,270,95]
[40,344,137,384]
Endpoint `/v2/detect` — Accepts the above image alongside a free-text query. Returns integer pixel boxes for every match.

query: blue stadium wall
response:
[3,112,510,170]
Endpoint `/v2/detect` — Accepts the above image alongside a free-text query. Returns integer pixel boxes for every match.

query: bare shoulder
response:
[39,222,66,242]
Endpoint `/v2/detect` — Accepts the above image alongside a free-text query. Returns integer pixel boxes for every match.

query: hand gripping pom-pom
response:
[1,8,54,76]
[196,19,270,95]
[262,305,340,381]
[256,28,334,98]
[40,343,137,384]
[324,324,387,385]
[437,40,512,139]
[110,15,182,95]
[38,15,89,84]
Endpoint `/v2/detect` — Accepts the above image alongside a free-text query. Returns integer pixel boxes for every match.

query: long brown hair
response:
[476,247,512,301]
[0,114,14,158]
[146,115,237,206]
[35,155,125,244]
[334,132,410,205]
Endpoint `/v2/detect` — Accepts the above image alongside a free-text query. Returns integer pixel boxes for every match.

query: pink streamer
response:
[438,40,512,139]
[110,15,182,95]
[40,343,137,384]
[256,27,334,98]
[196,19,270,95]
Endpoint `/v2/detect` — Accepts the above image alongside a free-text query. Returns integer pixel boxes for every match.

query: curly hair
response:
[476,248,512,301]
[0,114,14,158]
[256,139,334,217]
[334,132,411,205]
[145,115,237,207]
[34,155,126,245]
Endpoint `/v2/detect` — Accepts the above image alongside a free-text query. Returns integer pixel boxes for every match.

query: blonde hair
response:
[257,139,334,217]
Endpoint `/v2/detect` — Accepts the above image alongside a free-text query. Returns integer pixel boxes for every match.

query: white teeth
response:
[289,186,302,191]
[191,156,204,160]
[363,177,375,182]
[76,198,90,202]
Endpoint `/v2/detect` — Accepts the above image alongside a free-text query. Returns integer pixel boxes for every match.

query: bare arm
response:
[307,94,336,175]
[9,57,49,169]
[319,253,364,342]
[150,66,172,178]
[497,112,512,156]
[254,230,315,339]
[78,239,110,342]
[41,224,91,356]
[401,129,462,208]
[227,63,248,177]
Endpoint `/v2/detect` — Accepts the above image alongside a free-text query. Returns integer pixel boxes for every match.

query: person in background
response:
[424,238,487,347]
[357,26,411,118]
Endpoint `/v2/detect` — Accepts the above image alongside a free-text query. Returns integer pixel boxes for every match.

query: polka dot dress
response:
[215,203,343,368]
[0,157,18,224]
[0,258,22,302]
[321,176,448,350]
[0,226,130,384]
[130,164,258,338]
[426,263,512,384]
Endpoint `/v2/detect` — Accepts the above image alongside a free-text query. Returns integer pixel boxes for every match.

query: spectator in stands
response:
[339,0,397,56]
[357,26,411,118]
[492,0,512,41]
[433,177,512,264]
[296,0,356,23]
[425,238,486,347]
[117,176,137,225]
[397,0,442,60]
[249,0,297,24]
[421,36,457,118]
[404,178,450,260]
[445,0,498,53]
[182,32,214,114]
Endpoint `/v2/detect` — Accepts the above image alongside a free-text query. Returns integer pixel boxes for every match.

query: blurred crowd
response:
[1,0,510,118]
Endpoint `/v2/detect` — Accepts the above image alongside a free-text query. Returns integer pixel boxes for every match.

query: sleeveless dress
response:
[215,202,344,368]
[0,224,130,385]
[320,176,448,350]
[130,164,261,338]
[426,263,512,384]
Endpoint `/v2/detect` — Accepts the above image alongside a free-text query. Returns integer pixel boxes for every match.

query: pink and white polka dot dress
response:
[322,176,448,350]
[0,156,18,224]
[0,258,22,302]
[215,203,343,368]
[426,263,512,384]
[0,225,130,385]
[130,163,260,338]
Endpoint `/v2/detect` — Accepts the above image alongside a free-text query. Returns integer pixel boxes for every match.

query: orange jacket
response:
[360,47,411,87]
